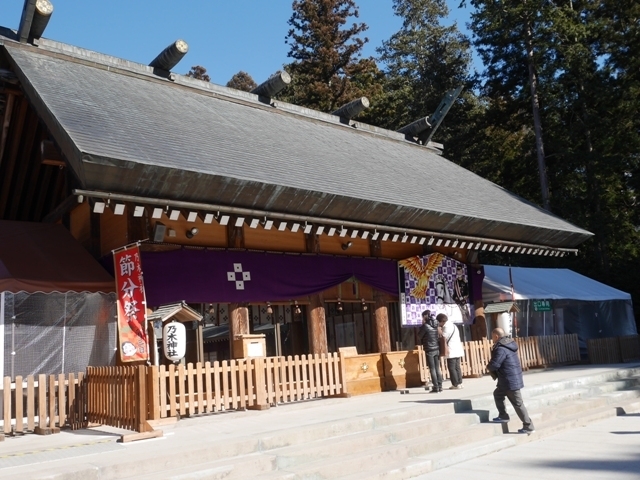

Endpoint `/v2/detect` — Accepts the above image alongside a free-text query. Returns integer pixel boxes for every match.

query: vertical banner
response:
[398,253,475,326]
[113,244,149,362]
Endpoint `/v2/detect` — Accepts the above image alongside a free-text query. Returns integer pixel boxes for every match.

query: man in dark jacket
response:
[418,310,442,393]
[486,328,535,434]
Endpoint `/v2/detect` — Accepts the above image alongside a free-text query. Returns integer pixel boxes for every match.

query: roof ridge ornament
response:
[17,0,54,43]
[332,97,370,120]
[397,86,463,145]
[251,71,291,98]
[149,39,189,72]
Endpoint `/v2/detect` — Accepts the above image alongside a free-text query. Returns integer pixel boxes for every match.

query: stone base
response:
[34,426,61,435]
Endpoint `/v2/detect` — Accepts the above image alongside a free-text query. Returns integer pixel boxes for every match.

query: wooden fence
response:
[420,334,581,384]
[85,366,150,433]
[587,335,640,364]
[153,353,347,419]
[3,335,585,436]
[1,373,86,435]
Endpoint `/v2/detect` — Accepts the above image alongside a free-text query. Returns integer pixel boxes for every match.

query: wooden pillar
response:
[127,204,149,243]
[373,289,392,353]
[308,294,328,354]
[89,210,101,259]
[369,237,392,353]
[306,231,327,354]
[227,216,248,358]
[472,300,487,341]
[227,217,244,248]
[196,322,204,363]
[369,238,382,257]
[229,303,250,358]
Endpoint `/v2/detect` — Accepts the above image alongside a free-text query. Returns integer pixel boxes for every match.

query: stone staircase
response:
[8,366,640,480]
[131,366,640,480]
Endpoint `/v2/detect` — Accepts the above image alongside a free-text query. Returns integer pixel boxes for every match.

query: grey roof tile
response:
[2,41,591,247]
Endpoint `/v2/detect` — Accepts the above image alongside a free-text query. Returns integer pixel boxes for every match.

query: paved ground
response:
[1,362,639,478]
[420,413,640,479]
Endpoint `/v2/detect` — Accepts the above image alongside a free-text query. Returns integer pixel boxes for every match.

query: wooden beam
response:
[305,232,320,253]
[19,132,44,220]
[32,163,52,221]
[41,139,65,167]
[8,108,39,220]
[369,238,382,257]
[51,167,69,224]
[42,194,77,224]
[0,97,28,216]
[227,218,244,248]
[0,94,15,170]
[0,69,19,85]
[89,210,101,258]
[127,203,149,243]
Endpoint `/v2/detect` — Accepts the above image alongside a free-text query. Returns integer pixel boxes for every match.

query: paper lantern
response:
[163,321,186,362]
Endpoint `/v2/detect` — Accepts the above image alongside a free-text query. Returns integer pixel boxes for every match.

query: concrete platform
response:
[0,362,638,479]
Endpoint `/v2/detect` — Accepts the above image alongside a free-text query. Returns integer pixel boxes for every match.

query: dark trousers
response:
[493,387,534,429]
[426,351,443,389]
[447,357,463,386]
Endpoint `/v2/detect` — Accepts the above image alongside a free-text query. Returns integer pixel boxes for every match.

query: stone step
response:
[9,366,640,480]
[258,422,503,479]
[272,413,481,470]
[455,376,640,420]
[133,412,482,480]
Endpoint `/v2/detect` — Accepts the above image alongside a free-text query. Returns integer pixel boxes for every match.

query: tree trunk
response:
[524,18,551,211]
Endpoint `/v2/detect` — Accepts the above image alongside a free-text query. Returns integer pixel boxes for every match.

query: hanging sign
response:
[398,253,475,326]
[163,321,186,362]
[113,244,149,362]
[533,300,552,312]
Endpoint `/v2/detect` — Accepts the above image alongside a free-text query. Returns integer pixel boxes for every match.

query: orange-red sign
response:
[113,244,149,362]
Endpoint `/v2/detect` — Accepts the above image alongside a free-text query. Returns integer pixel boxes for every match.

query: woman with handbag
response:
[437,314,464,389]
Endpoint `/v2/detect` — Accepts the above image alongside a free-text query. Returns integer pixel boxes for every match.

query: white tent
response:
[482,266,636,352]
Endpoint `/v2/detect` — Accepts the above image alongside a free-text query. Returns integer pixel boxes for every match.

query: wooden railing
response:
[153,353,347,419]
[85,366,150,433]
[587,335,640,364]
[1,373,87,435]
[419,334,581,384]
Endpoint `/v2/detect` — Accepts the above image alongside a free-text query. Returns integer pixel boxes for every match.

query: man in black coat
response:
[418,310,442,393]
[486,328,535,434]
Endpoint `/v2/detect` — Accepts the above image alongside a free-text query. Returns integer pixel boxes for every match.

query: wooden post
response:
[248,357,269,410]
[373,289,391,353]
[197,321,204,363]
[308,293,328,355]
[227,217,244,248]
[472,299,486,341]
[136,365,148,432]
[229,303,250,358]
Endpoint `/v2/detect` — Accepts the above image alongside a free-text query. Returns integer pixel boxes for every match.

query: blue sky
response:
[2,1,475,86]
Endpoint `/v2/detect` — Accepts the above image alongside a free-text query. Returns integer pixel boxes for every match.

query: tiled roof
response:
[1,36,592,248]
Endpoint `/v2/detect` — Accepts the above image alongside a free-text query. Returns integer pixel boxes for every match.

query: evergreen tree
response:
[467,0,555,210]
[465,0,639,325]
[186,65,210,82]
[368,0,474,138]
[282,0,381,113]
[226,71,258,92]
